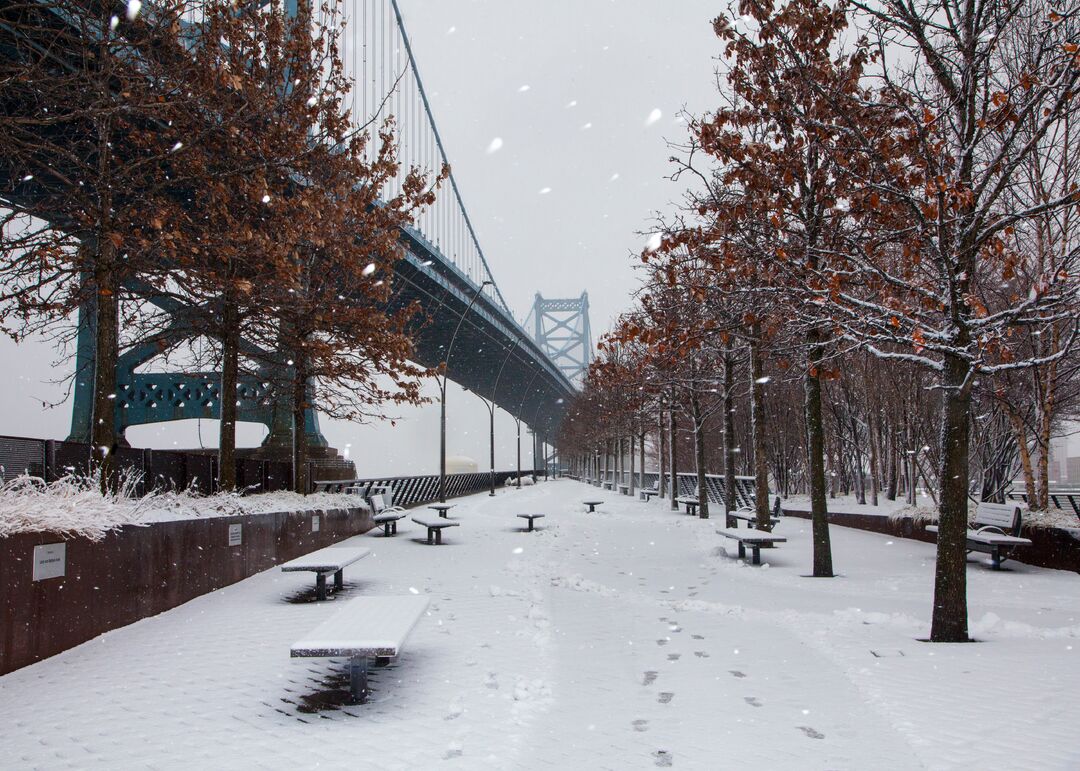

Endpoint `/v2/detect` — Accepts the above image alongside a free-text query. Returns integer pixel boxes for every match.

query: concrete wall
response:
[1,507,372,675]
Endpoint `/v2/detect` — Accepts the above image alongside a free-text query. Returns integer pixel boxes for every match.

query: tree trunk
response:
[639,431,646,490]
[930,352,972,643]
[218,301,240,491]
[723,351,737,526]
[689,382,709,519]
[658,406,667,498]
[750,334,771,531]
[868,414,880,507]
[885,429,898,501]
[669,406,679,510]
[90,237,119,493]
[1005,406,1037,509]
[805,333,833,577]
[292,367,310,495]
[629,433,636,495]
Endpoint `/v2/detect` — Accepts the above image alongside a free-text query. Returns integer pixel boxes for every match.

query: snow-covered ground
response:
[1,479,1078,769]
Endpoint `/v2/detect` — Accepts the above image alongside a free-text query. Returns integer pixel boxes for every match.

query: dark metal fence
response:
[587,469,759,508]
[349,471,526,509]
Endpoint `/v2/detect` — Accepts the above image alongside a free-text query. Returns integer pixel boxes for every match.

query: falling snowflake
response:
[538,187,552,195]
[486,137,504,154]
[645,233,662,252]
[125,0,141,20]
[518,85,531,93]
[645,108,662,126]
[362,262,376,276]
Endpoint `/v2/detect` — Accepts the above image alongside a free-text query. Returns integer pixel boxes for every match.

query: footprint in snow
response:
[694,651,710,658]
[691,634,705,640]
[729,670,746,679]
[653,750,674,767]
[484,672,499,690]
[744,696,762,708]
[658,692,674,704]
[632,719,649,733]
[798,726,825,739]
[667,653,681,661]
[642,671,658,686]
[656,639,668,647]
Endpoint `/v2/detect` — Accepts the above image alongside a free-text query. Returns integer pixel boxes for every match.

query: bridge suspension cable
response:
[323,0,511,315]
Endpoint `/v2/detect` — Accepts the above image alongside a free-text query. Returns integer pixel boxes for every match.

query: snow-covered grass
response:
[2,480,1078,768]
[0,473,368,541]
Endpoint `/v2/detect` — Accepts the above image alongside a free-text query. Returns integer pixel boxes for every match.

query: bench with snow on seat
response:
[925,502,1032,570]
[290,594,430,703]
[516,513,545,531]
[370,495,407,537]
[727,497,783,529]
[583,500,604,513]
[280,546,371,600]
[640,481,660,501]
[411,515,460,544]
[676,488,703,515]
[617,483,630,496]
[716,528,787,565]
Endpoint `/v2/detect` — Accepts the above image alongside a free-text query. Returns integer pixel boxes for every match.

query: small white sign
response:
[33,542,66,581]
[228,523,242,547]
[312,515,321,533]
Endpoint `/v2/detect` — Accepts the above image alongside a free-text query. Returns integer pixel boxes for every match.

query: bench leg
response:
[334,569,344,590]
[435,528,443,545]
[527,519,534,532]
[316,573,327,601]
[383,522,392,537]
[391,521,398,535]
[348,656,369,703]
[427,528,434,545]
[737,542,746,560]
[991,548,1002,570]
[751,546,761,565]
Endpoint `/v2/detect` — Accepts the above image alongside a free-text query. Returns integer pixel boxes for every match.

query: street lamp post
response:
[481,342,517,496]
[439,280,492,503]
[514,369,541,488]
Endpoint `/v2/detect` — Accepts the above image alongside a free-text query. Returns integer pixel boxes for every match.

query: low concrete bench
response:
[370,496,407,537]
[411,515,460,545]
[617,483,630,496]
[640,482,660,501]
[290,594,430,703]
[602,481,613,490]
[280,546,371,600]
[926,502,1032,570]
[583,500,604,513]
[716,528,786,565]
[517,513,545,531]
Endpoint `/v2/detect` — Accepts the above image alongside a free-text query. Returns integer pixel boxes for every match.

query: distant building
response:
[1068,457,1080,486]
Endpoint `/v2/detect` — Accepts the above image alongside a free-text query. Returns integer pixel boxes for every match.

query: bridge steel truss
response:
[3,0,575,450]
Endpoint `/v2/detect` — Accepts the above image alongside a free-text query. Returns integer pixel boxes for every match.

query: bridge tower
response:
[529,292,592,387]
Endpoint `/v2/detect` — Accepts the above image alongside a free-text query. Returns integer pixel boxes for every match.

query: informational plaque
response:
[228,523,242,547]
[32,542,66,581]
[312,515,321,533]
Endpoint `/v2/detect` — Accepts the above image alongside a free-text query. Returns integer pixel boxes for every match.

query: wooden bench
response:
[926,502,1032,570]
[280,546,371,600]
[583,500,604,513]
[312,479,362,494]
[716,528,787,565]
[411,515,460,544]
[370,495,407,537]
[290,594,429,703]
[516,513,545,531]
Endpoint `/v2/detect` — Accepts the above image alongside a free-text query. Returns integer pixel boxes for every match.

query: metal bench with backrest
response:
[640,480,660,501]
[290,595,430,703]
[312,479,362,494]
[280,546,371,600]
[925,502,1033,570]
[676,488,702,515]
[370,495,407,537]
[727,497,783,529]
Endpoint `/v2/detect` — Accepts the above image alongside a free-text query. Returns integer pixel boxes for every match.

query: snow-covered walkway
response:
[2,479,1078,769]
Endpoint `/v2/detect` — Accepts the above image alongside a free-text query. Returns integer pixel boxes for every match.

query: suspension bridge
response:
[1,0,592,473]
